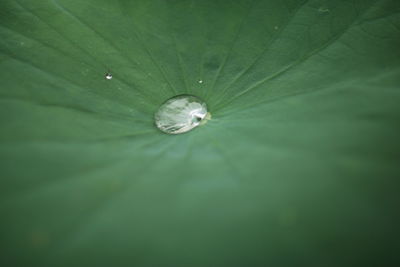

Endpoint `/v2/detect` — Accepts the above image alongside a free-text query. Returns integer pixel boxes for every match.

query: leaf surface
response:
[1,0,400,266]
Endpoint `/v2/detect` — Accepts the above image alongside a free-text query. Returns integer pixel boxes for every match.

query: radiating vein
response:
[49,0,164,101]
[173,35,190,93]
[216,0,382,109]
[50,0,141,69]
[0,48,146,114]
[14,0,155,103]
[214,0,310,102]
[126,20,178,95]
[205,0,258,100]
[0,23,97,70]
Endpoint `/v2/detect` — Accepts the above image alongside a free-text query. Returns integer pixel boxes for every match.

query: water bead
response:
[154,95,210,134]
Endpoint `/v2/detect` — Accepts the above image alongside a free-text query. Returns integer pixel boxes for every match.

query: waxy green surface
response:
[1,0,399,266]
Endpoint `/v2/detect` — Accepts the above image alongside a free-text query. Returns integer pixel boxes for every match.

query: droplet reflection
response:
[105,73,113,80]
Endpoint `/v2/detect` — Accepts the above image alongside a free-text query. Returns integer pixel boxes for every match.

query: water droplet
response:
[318,7,330,13]
[105,73,112,80]
[155,94,210,134]
[198,80,203,84]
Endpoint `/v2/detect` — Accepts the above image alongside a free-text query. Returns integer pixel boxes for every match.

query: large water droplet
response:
[155,94,210,134]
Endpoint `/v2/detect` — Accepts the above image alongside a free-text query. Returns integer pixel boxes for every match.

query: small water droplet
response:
[105,73,112,80]
[155,94,210,134]
[198,80,203,84]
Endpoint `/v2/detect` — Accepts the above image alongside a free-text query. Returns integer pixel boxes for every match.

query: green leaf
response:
[1,0,399,266]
